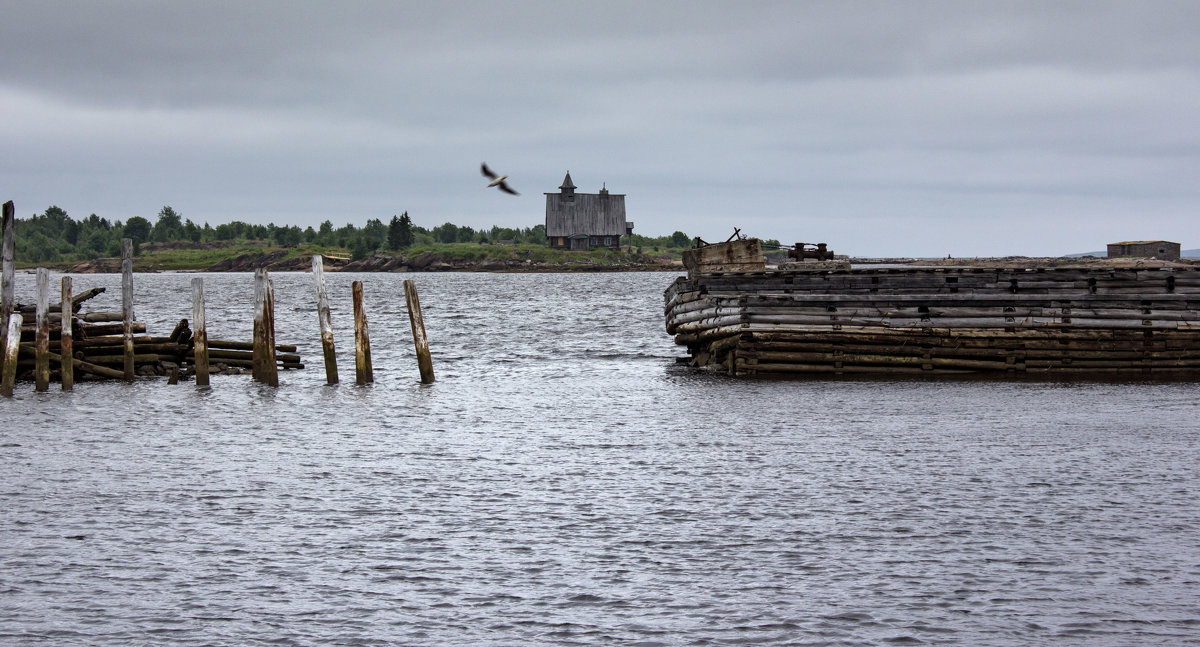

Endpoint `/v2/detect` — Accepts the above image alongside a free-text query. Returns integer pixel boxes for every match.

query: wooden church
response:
[544,172,632,250]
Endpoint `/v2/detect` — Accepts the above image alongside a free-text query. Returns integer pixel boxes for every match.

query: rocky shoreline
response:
[64,250,684,273]
[59,250,1197,274]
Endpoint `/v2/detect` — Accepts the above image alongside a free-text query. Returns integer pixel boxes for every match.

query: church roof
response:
[545,182,627,237]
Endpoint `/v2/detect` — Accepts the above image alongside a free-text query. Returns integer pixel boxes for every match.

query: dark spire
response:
[559,171,576,200]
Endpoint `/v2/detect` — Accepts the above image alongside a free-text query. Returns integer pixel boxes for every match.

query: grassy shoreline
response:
[18,239,1195,272]
[17,239,688,272]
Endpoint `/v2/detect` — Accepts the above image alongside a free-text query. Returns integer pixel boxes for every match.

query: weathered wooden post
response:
[121,238,135,381]
[312,255,338,385]
[403,279,434,384]
[35,268,50,391]
[1,313,20,397]
[352,280,373,384]
[263,272,278,387]
[191,277,209,386]
[252,268,266,381]
[0,201,14,373]
[60,276,74,390]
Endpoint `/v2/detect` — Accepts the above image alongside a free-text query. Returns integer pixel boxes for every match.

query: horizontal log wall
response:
[9,315,304,382]
[665,266,1200,376]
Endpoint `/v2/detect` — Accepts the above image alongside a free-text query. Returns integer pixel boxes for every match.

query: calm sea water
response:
[2,270,1199,646]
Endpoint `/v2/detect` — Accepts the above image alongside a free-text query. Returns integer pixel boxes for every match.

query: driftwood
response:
[17,287,106,315]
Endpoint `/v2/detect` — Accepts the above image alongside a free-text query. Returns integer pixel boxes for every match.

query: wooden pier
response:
[665,240,1200,377]
[1,202,436,391]
[2,284,302,383]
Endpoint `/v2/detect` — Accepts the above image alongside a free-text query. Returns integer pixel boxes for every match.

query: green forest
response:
[10,204,721,265]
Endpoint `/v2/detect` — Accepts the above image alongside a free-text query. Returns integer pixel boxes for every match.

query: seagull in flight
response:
[481,162,519,195]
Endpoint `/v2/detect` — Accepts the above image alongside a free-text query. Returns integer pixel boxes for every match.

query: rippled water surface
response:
[2,271,1199,646]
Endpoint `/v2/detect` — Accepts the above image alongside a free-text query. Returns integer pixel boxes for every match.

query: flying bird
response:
[481,162,519,195]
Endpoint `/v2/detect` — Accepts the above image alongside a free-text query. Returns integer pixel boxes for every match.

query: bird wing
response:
[498,182,519,196]
[481,163,498,180]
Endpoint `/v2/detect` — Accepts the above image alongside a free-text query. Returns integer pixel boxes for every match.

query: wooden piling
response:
[60,276,74,390]
[2,313,20,396]
[403,279,434,383]
[313,255,338,385]
[121,238,135,381]
[35,268,50,391]
[191,277,209,386]
[1,201,14,374]
[252,269,266,381]
[263,272,278,387]
[352,280,373,384]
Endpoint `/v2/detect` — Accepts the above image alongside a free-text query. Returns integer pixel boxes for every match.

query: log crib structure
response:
[2,282,302,387]
[1,201,432,393]
[0,202,303,392]
[665,240,1200,377]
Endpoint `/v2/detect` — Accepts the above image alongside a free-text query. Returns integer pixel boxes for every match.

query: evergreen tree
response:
[388,212,413,250]
[387,215,402,250]
[398,213,414,248]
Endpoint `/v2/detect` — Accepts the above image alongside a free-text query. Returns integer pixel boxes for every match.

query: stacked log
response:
[665,266,1200,376]
[7,285,304,383]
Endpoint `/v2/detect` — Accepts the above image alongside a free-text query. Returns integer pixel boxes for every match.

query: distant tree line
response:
[11,205,701,263]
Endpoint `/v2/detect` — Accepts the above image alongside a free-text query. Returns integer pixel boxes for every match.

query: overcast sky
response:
[2,1,1197,256]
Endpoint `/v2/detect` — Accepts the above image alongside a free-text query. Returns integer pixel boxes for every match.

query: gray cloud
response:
[1,1,1197,256]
